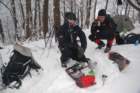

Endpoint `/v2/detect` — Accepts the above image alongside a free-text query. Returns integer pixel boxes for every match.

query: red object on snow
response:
[76,75,96,88]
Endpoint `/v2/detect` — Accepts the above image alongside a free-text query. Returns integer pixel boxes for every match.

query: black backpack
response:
[1,50,41,89]
[116,33,140,45]
[124,33,140,44]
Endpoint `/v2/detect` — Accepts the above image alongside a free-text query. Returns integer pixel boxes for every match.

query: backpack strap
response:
[125,33,137,39]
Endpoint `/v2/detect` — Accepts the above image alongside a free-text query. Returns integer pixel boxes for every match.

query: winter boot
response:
[104,47,111,53]
[96,41,105,49]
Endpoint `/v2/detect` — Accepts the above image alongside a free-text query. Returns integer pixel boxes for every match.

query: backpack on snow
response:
[116,33,140,45]
[124,33,140,44]
[1,44,41,89]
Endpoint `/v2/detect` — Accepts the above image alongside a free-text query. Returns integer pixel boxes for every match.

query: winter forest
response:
[0,0,139,45]
[0,0,140,93]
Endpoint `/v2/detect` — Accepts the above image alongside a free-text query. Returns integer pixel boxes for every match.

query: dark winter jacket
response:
[91,15,117,36]
[57,22,87,52]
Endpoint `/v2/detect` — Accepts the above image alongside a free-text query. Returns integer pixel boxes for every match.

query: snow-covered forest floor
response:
[0,24,140,93]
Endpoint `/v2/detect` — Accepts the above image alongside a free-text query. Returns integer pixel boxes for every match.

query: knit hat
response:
[98,9,106,16]
[65,12,76,20]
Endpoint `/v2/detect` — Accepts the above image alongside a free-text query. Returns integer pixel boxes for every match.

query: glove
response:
[88,34,95,41]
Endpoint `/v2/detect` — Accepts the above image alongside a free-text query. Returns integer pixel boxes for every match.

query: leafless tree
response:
[93,0,97,20]
[25,0,32,39]
[0,19,4,43]
[85,0,92,28]
[105,0,109,10]
[10,0,18,40]
[42,0,49,39]
[80,0,84,28]
[19,0,25,30]
[53,0,60,37]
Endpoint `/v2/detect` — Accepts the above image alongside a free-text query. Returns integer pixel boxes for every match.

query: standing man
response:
[57,12,87,67]
[89,9,117,53]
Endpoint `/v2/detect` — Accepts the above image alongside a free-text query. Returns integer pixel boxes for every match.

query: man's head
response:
[98,9,106,23]
[65,12,76,27]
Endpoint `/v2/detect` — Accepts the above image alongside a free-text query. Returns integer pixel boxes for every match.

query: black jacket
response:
[57,22,87,52]
[91,15,117,36]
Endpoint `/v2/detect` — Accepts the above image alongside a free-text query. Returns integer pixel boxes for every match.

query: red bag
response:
[76,75,96,88]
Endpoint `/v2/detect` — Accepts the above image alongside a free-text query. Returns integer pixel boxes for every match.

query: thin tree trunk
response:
[34,0,37,34]
[93,0,97,20]
[85,0,92,28]
[42,0,49,39]
[0,19,4,43]
[19,0,25,30]
[25,0,32,39]
[105,0,109,10]
[37,0,42,37]
[70,0,73,12]
[53,0,60,39]
[132,7,135,23]
[74,0,77,14]
[63,0,66,15]
[138,12,140,23]
[125,2,129,15]
[116,4,119,15]
[10,0,18,40]
[80,0,84,28]
[77,9,80,25]
[127,0,140,11]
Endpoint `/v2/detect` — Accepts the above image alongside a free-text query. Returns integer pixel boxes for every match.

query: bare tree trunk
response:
[105,0,109,10]
[42,0,49,39]
[10,0,18,40]
[37,0,42,37]
[33,0,38,37]
[74,0,77,14]
[127,5,131,16]
[116,4,119,15]
[127,0,140,11]
[80,0,84,28]
[53,0,60,39]
[63,0,66,15]
[25,0,32,39]
[125,2,129,15]
[19,0,25,30]
[132,7,136,23]
[6,17,12,44]
[138,12,140,23]
[93,0,97,20]
[85,0,92,28]
[0,19,4,43]
[77,9,80,25]
[70,0,73,12]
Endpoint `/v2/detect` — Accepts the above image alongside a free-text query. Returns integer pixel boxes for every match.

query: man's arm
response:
[88,20,99,41]
[91,20,99,35]
[77,27,87,51]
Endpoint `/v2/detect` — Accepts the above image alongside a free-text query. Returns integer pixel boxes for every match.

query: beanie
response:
[98,9,106,16]
[65,12,76,20]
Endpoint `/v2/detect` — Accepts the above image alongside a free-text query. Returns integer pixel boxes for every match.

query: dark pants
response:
[94,31,115,47]
[60,47,86,64]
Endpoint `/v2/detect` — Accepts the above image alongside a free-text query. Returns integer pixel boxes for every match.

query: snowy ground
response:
[0,24,140,93]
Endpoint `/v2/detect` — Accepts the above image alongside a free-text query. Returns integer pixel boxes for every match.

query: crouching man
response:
[57,12,88,67]
[89,9,117,53]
